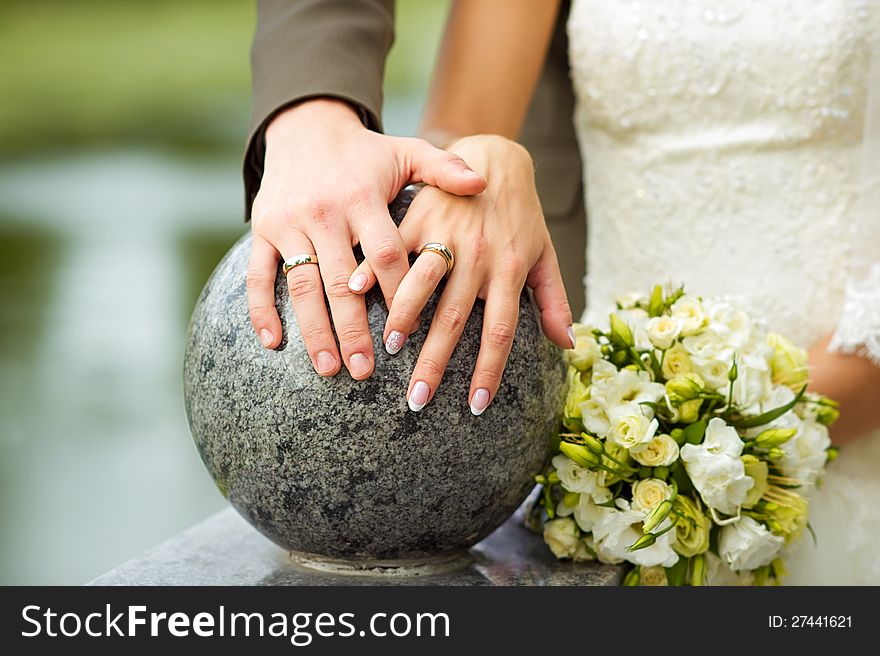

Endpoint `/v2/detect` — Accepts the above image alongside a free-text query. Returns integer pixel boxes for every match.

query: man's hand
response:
[248,98,486,379]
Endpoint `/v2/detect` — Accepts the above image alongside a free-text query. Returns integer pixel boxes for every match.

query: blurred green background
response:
[0,0,450,584]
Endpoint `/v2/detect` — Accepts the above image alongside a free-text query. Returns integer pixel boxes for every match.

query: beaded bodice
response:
[568,0,878,356]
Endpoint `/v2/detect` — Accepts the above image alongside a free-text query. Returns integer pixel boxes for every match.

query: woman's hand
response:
[248,99,486,380]
[348,135,575,414]
[808,335,880,443]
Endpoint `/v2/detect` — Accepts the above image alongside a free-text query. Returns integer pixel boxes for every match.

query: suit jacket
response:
[245,0,586,316]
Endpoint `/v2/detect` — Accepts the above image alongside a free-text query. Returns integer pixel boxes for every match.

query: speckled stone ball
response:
[183,189,566,565]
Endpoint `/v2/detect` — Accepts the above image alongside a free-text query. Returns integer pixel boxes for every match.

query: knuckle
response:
[300,324,328,346]
[414,261,443,285]
[336,323,366,348]
[325,272,354,299]
[248,303,275,316]
[476,364,504,383]
[470,235,489,260]
[487,322,516,347]
[372,239,405,269]
[418,356,446,379]
[287,271,319,300]
[246,267,275,290]
[437,306,467,335]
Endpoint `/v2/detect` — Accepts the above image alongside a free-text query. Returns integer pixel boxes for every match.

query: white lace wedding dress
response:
[567,0,880,584]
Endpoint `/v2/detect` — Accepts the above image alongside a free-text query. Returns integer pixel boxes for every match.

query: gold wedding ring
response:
[282,254,319,275]
[416,242,454,275]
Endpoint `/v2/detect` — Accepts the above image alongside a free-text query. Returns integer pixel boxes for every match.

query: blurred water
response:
[0,151,244,584]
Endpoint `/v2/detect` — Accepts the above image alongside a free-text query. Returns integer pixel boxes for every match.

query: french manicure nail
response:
[470,388,491,416]
[348,352,372,378]
[260,329,274,347]
[349,273,368,292]
[385,330,406,355]
[315,350,336,374]
[567,326,576,349]
[408,381,430,412]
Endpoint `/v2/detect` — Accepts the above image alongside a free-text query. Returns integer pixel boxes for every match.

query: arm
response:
[809,335,880,444]
[349,0,571,415]
[244,0,486,381]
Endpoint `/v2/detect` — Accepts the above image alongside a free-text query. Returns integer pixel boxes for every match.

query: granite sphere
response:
[183,189,566,566]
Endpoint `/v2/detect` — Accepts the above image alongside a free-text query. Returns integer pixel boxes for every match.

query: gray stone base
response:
[88,508,623,586]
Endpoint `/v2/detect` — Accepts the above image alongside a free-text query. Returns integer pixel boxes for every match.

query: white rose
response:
[631,433,680,467]
[557,493,611,532]
[592,501,679,568]
[603,368,666,408]
[615,291,646,309]
[646,315,682,349]
[703,299,752,350]
[670,296,706,336]
[683,329,734,369]
[590,360,619,397]
[731,354,773,410]
[680,418,753,515]
[719,516,784,571]
[631,478,673,513]
[579,398,611,436]
[704,551,755,586]
[607,402,659,450]
[552,454,612,502]
[692,357,731,390]
[775,415,831,487]
[566,324,602,371]
[543,517,580,559]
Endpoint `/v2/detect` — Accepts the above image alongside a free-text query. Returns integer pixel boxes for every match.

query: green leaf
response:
[731,386,807,429]
[683,420,707,444]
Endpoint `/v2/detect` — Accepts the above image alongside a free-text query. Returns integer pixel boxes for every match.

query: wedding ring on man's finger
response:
[282,254,319,275]
[416,242,454,275]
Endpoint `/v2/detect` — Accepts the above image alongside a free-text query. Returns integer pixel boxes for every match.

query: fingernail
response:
[462,169,482,179]
[260,329,274,347]
[349,273,368,292]
[315,350,336,374]
[348,353,372,378]
[385,330,406,355]
[567,326,576,349]
[408,381,430,412]
[470,388,491,416]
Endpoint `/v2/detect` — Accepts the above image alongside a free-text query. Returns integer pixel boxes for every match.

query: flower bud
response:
[638,466,652,479]
[642,499,673,533]
[665,373,705,403]
[825,446,839,463]
[610,313,634,348]
[563,491,580,508]
[754,427,797,448]
[670,428,686,445]
[678,398,703,424]
[728,357,738,383]
[534,474,547,485]
[767,447,785,461]
[560,442,599,468]
[581,434,605,455]
[547,471,561,485]
[652,465,669,480]
[622,568,640,586]
[767,332,809,389]
[816,404,840,427]
[648,284,664,317]
[627,532,657,552]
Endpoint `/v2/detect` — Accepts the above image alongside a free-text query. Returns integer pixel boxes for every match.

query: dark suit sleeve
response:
[243,0,395,219]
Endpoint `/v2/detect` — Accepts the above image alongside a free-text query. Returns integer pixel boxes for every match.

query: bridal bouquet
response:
[533,284,839,585]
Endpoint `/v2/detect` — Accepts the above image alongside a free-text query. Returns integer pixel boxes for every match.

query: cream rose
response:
[607,402,659,450]
[646,315,682,349]
[631,478,673,513]
[671,495,711,557]
[631,433,680,467]
[639,566,669,586]
[552,454,611,503]
[670,296,706,336]
[567,324,602,371]
[767,332,809,389]
[661,343,693,379]
[543,517,580,559]
[719,516,784,571]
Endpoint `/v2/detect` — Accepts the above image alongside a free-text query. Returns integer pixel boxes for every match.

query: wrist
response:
[266,97,364,141]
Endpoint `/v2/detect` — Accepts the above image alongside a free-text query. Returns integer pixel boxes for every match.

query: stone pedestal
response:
[89,508,622,586]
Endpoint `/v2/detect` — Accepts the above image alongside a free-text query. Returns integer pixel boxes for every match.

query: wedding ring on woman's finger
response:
[416,242,454,275]
[282,254,319,275]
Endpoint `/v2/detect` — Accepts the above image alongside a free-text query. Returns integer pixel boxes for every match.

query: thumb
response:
[398,137,487,196]
[527,241,575,350]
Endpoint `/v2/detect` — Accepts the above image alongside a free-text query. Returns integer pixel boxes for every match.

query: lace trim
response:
[828,263,880,364]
